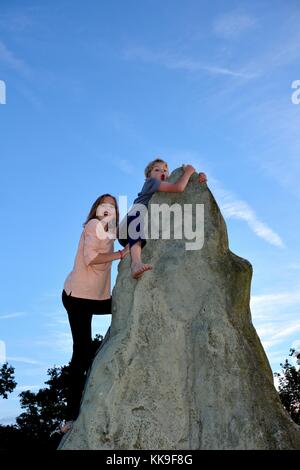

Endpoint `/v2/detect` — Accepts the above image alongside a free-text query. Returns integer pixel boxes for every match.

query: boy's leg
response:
[130,240,152,279]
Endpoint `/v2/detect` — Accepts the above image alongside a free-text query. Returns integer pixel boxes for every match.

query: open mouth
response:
[161,174,165,180]
[104,211,108,216]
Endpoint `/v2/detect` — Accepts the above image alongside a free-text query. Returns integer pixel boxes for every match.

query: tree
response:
[0,363,70,449]
[275,349,300,426]
[0,334,104,449]
[0,362,17,399]
[15,363,70,448]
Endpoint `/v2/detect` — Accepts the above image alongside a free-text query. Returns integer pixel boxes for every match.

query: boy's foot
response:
[60,420,74,434]
[131,262,153,279]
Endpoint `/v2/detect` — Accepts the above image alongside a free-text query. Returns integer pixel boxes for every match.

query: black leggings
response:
[61,289,112,421]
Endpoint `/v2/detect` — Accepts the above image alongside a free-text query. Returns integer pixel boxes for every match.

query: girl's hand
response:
[121,245,130,258]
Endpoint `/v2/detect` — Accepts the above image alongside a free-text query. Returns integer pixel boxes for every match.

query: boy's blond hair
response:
[144,158,168,177]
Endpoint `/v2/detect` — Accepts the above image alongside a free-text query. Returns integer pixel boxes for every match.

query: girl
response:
[61,194,128,433]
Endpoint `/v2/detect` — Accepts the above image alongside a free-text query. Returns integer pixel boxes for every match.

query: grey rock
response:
[59,168,300,450]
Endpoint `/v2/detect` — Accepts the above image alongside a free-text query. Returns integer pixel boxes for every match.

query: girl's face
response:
[96,196,116,220]
[150,163,169,181]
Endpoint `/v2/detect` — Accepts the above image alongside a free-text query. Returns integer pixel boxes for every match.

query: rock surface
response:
[59,168,300,450]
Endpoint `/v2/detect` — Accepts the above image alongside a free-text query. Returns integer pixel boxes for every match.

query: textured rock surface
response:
[59,168,300,450]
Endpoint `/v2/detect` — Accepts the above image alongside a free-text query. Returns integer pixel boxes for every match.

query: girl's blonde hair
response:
[144,158,168,177]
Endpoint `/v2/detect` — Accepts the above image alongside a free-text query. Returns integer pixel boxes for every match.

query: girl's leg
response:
[130,241,152,279]
[62,292,93,421]
[90,297,112,315]
[88,297,112,357]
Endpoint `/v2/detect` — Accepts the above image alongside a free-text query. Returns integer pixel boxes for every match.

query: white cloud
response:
[124,46,256,79]
[251,287,300,365]
[291,339,300,350]
[213,11,257,38]
[248,100,300,200]
[16,384,41,392]
[200,86,300,202]
[257,321,300,348]
[113,158,135,175]
[210,178,284,247]
[21,366,50,376]
[0,13,33,33]
[273,322,300,340]
[256,13,300,72]
[0,416,18,425]
[38,309,110,358]
[35,331,72,355]
[0,312,26,320]
[6,356,44,365]
[251,290,300,319]
[287,263,300,270]
[200,63,256,79]
[0,40,30,75]
[44,317,69,328]
[158,154,284,248]
[35,310,72,357]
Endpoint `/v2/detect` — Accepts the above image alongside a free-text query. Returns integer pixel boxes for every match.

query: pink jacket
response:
[64,218,114,300]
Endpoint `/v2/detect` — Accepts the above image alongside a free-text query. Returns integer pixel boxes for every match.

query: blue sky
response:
[1,0,300,424]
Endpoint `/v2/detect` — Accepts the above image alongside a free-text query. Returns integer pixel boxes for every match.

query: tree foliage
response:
[0,362,17,399]
[0,334,103,449]
[275,349,300,426]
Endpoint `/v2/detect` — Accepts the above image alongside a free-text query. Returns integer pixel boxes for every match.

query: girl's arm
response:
[158,165,195,193]
[89,246,129,265]
[83,219,129,266]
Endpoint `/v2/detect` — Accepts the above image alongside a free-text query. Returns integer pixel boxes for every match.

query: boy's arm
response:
[158,165,195,193]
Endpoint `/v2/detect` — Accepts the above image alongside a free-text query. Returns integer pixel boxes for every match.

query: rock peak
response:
[60,168,300,450]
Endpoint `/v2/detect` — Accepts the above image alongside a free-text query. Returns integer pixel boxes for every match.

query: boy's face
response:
[150,162,169,181]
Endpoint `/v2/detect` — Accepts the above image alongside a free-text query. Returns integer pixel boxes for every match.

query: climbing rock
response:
[59,168,300,450]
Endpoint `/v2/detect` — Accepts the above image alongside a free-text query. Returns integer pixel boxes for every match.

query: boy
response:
[119,158,207,278]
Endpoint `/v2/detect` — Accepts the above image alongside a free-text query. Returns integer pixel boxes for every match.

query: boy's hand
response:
[182,164,196,175]
[198,172,207,184]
